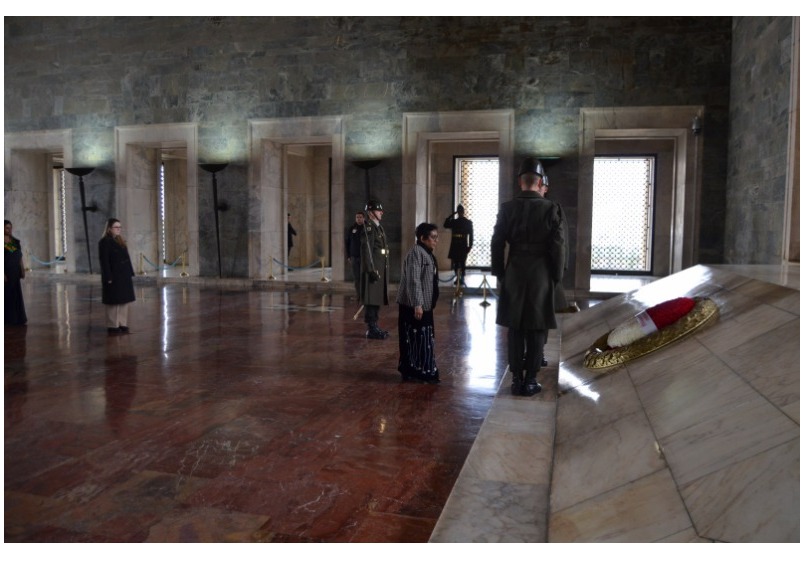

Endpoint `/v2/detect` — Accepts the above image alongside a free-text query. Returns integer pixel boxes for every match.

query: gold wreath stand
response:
[583,297,719,370]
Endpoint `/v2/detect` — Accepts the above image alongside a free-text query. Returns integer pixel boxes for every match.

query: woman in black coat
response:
[4,220,28,326]
[99,218,135,334]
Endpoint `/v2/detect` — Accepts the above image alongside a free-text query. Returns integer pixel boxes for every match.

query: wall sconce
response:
[65,167,96,274]
[691,116,702,136]
[199,163,228,278]
[353,160,382,203]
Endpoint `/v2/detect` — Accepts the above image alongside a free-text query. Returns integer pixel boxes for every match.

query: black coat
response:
[99,236,135,305]
[491,191,565,330]
[443,215,473,261]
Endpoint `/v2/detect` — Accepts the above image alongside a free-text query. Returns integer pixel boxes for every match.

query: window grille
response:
[591,156,655,273]
[159,162,166,262]
[454,157,498,268]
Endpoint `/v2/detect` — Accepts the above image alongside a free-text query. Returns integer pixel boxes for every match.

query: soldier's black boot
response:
[366,325,387,340]
[511,371,525,396]
[522,375,542,397]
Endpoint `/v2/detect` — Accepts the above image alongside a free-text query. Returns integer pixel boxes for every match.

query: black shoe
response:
[119,326,130,334]
[107,327,121,335]
[511,373,524,396]
[522,379,542,397]
[423,376,441,384]
[366,327,387,340]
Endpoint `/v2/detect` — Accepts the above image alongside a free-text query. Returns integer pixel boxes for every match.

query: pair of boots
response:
[366,324,389,340]
[511,371,542,397]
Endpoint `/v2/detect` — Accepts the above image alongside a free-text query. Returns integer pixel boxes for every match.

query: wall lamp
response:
[65,167,96,274]
[352,160,382,203]
[199,163,228,278]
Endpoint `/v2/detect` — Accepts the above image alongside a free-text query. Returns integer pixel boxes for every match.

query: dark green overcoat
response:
[359,220,389,307]
[491,191,566,330]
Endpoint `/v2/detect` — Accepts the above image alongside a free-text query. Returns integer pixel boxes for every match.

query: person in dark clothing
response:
[99,218,136,335]
[360,199,390,339]
[345,211,365,298]
[444,204,473,286]
[491,158,566,397]
[397,222,441,383]
[4,220,27,326]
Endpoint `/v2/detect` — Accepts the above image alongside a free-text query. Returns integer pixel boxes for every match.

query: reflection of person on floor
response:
[345,211,365,299]
[360,199,390,340]
[397,222,441,384]
[491,158,565,397]
[444,204,473,286]
[99,218,136,335]
[4,220,28,326]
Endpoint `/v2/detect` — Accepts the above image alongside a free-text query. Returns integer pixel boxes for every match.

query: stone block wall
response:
[726,16,796,264]
[4,16,743,277]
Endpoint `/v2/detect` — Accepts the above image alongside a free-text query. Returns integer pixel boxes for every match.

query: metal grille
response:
[591,157,655,273]
[455,157,498,267]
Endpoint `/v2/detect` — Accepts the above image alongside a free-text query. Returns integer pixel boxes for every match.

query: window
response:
[159,161,167,262]
[454,157,498,268]
[52,162,67,260]
[591,156,655,274]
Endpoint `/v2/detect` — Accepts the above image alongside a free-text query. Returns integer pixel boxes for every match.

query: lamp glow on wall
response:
[199,163,229,278]
[65,167,97,274]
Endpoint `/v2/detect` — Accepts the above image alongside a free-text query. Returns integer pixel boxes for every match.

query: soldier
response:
[345,211,365,299]
[444,204,473,286]
[360,199,390,339]
[491,158,566,396]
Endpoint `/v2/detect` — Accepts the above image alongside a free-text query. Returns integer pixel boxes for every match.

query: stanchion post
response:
[479,274,491,307]
[320,256,329,282]
[180,252,189,278]
[267,256,276,281]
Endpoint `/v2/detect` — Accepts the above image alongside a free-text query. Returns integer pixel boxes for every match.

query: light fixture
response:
[199,163,229,278]
[65,167,96,274]
[353,160,382,203]
[691,116,702,136]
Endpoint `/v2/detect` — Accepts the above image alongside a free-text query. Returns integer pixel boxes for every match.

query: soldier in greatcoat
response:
[360,199,390,339]
[491,158,566,396]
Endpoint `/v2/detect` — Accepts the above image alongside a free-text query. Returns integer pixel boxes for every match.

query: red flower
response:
[646,297,696,329]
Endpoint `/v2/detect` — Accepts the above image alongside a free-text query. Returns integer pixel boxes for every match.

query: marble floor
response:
[4,264,799,553]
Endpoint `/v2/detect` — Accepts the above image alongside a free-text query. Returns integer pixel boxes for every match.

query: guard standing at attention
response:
[345,210,365,299]
[360,199,390,339]
[491,158,566,396]
[443,204,473,286]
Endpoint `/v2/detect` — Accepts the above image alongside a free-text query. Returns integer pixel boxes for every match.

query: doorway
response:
[577,106,705,293]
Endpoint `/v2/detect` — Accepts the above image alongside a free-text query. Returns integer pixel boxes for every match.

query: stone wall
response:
[726,16,796,264]
[4,16,737,277]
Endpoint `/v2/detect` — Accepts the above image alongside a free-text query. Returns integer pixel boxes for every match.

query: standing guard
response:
[360,199,390,339]
[444,204,473,286]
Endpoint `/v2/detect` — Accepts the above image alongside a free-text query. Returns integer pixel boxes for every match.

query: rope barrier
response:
[28,253,66,266]
[272,257,322,270]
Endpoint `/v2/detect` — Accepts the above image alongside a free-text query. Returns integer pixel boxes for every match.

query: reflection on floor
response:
[4,276,506,542]
[4,264,798,545]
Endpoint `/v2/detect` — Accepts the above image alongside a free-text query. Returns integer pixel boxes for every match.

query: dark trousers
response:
[508,329,546,379]
[364,304,380,327]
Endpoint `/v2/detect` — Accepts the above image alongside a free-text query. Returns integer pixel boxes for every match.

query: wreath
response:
[583,296,719,369]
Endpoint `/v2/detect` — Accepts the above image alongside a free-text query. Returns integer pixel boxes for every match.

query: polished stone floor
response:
[4,276,506,543]
[4,264,799,552]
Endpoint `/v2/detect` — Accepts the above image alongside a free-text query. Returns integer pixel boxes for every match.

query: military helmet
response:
[365,199,384,212]
[517,157,545,178]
